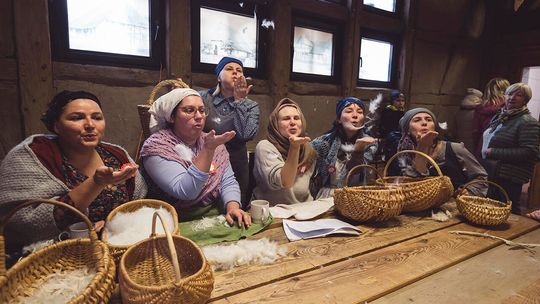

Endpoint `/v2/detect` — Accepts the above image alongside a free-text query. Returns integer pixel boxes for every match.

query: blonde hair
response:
[505,82,532,103]
[483,77,510,106]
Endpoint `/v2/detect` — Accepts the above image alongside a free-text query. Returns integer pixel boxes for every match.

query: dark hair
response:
[41,90,102,133]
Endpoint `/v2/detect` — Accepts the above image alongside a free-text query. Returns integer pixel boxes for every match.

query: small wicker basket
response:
[381,150,454,212]
[102,199,179,265]
[119,212,214,304]
[0,199,116,303]
[334,164,405,222]
[456,180,512,226]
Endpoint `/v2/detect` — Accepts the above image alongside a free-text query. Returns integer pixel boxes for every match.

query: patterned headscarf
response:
[267,98,317,171]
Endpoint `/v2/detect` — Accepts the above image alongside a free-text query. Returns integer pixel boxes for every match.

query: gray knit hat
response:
[399,107,437,133]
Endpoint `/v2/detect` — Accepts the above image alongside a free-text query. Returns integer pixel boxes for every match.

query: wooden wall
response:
[2,0,531,159]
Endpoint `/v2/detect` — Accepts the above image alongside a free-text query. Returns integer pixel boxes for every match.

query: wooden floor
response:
[207,201,540,304]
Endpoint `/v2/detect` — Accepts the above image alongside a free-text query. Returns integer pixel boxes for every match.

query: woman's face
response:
[54,98,105,150]
[172,95,206,144]
[278,106,303,138]
[393,96,405,108]
[505,90,527,110]
[339,103,364,134]
[408,112,435,138]
[218,62,244,90]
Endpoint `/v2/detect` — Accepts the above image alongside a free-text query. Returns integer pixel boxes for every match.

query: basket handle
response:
[151,212,182,283]
[0,199,99,277]
[457,180,511,206]
[146,79,189,106]
[383,149,443,177]
[344,164,383,187]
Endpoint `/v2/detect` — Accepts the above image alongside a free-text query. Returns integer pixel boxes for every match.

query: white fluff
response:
[438,122,448,130]
[368,93,383,114]
[431,209,453,222]
[340,143,355,153]
[202,238,286,271]
[22,239,54,255]
[104,207,175,246]
[261,19,275,29]
[14,267,95,304]
[174,143,194,161]
[192,215,229,231]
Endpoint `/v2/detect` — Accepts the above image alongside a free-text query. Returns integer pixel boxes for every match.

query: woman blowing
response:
[0,91,147,248]
[141,88,250,226]
[252,98,317,205]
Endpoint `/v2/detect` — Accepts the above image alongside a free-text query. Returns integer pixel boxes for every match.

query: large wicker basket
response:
[334,164,405,222]
[381,150,454,212]
[135,78,190,163]
[119,212,214,304]
[102,199,179,265]
[0,199,116,303]
[456,180,512,226]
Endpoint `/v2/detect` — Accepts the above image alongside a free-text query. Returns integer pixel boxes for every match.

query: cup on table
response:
[58,221,89,241]
[250,200,270,224]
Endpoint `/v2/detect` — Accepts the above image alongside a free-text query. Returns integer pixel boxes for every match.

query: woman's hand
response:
[354,137,378,152]
[416,131,438,152]
[289,136,311,149]
[233,75,253,101]
[204,130,236,150]
[93,165,138,186]
[225,201,251,228]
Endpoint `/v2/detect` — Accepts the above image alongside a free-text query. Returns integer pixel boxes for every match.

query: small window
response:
[49,0,164,69]
[363,0,396,12]
[358,30,399,87]
[291,14,342,83]
[192,0,269,77]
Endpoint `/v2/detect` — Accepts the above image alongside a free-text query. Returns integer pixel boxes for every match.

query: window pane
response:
[359,38,392,82]
[292,26,333,76]
[364,0,396,12]
[67,0,150,57]
[200,8,257,68]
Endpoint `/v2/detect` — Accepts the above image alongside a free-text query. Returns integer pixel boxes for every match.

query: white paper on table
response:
[282,218,361,242]
[270,197,334,220]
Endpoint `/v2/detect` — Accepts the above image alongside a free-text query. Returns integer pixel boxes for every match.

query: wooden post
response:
[268,0,292,105]
[341,0,360,97]
[167,0,192,84]
[14,0,54,136]
[401,0,418,98]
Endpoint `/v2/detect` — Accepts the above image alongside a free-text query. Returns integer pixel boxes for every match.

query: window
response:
[358,30,399,87]
[291,14,342,83]
[363,0,403,17]
[192,0,268,76]
[49,0,165,69]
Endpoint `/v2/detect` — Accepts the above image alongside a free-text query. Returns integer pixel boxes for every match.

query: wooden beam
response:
[340,0,359,96]
[167,0,192,83]
[14,0,54,135]
[289,81,340,96]
[290,0,348,20]
[267,0,292,104]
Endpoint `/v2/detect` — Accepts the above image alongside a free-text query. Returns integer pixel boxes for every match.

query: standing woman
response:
[252,98,317,205]
[473,77,510,157]
[481,83,540,214]
[0,91,147,248]
[379,91,406,138]
[398,108,488,196]
[311,97,378,198]
[199,56,260,204]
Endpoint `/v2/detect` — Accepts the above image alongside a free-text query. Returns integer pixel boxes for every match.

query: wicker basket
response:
[119,212,214,304]
[0,199,116,303]
[334,164,405,222]
[381,150,454,212]
[456,180,512,226]
[135,78,190,162]
[102,199,179,265]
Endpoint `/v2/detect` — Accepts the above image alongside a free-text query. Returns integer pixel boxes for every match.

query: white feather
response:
[174,143,194,161]
[340,143,355,153]
[438,122,448,130]
[261,19,275,29]
[202,238,286,271]
[368,93,383,114]
[192,215,229,231]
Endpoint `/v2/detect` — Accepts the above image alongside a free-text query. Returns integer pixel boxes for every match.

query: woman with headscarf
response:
[481,83,540,214]
[141,87,251,226]
[311,97,378,198]
[252,98,317,205]
[0,90,147,249]
[397,108,488,196]
[199,56,260,204]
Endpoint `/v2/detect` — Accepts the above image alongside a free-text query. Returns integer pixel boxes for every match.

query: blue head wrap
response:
[335,97,366,119]
[215,57,244,75]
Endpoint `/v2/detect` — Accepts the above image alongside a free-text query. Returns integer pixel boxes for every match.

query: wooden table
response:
[207,201,540,303]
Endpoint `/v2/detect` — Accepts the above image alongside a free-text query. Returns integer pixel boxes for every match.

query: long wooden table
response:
[207,201,540,303]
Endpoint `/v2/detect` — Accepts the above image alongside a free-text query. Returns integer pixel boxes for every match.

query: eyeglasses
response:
[179,106,208,117]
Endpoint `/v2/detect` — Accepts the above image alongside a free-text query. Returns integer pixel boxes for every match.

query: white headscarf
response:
[148,88,200,133]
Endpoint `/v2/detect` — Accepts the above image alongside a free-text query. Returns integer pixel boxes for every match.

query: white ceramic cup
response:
[250,200,270,224]
[58,222,89,241]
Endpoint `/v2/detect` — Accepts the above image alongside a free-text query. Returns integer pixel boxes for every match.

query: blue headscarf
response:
[215,57,244,75]
[335,97,365,119]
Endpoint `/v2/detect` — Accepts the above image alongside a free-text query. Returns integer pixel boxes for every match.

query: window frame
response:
[48,0,165,70]
[190,0,268,78]
[290,12,343,84]
[362,0,403,18]
[357,29,400,88]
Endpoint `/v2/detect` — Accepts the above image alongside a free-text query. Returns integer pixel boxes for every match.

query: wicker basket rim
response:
[384,149,444,177]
